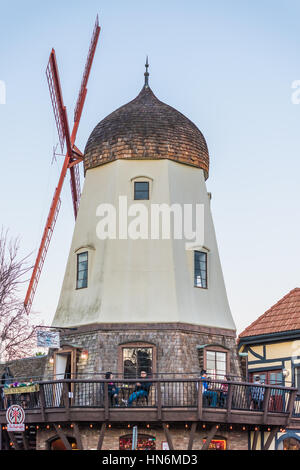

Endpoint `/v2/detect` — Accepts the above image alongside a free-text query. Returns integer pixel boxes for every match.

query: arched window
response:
[131,176,153,201]
[276,431,300,450]
[47,436,77,450]
[74,245,95,290]
[282,438,300,451]
[119,434,156,450]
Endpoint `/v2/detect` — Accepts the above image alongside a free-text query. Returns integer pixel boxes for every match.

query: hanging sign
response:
[37,330,60,348]
[6,405,25,432]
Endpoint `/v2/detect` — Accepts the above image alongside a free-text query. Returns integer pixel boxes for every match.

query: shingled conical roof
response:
[84,85,209,178]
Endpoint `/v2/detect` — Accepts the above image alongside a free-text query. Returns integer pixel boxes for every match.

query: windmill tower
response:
[49,61,241,381]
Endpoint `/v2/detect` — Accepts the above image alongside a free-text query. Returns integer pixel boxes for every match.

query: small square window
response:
[76,252,88,289]
[134,181,149,200]
[194,251,207,288]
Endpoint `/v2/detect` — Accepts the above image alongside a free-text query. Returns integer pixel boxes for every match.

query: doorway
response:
[53,347,77,406]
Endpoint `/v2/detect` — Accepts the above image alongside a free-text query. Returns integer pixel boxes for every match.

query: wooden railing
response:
[1,378,299,420]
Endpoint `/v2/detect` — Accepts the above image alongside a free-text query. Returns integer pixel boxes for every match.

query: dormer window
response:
[134,181,149,200]
[76,252,88,289]
[194,251,207,288]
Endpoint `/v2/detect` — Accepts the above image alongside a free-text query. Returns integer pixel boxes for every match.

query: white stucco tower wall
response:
[52,158,236,331]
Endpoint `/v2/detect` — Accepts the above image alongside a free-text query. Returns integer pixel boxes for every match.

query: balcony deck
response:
[1,378,300,428]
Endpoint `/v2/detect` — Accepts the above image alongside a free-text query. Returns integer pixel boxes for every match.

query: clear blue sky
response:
[0,0,300,333]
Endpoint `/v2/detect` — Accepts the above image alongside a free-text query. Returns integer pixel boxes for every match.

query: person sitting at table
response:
[220,375,230,407]
[127,371,151,407]
[105,372,120,406]
[200,370,218,408]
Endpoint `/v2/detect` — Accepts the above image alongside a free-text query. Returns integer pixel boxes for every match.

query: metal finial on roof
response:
[144,56,149,87]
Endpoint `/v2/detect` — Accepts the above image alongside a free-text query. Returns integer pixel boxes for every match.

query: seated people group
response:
[105,370,151,407]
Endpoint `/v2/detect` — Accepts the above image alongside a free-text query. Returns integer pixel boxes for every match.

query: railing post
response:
[226,384,233,422]
[263,387,271,424]
[39,383,47,422]
[62,382,70,420]
[104,382,109,421]
[286,390,298,426]
[197,380,203,421]
[157,380,162,421]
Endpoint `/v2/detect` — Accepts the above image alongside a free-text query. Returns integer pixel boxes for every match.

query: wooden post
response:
[197,381,203,421]
[73,423,83,450]
[157,381,162,421]
[97,423,106,450]
[54,424,72,450]
[187,422,197,450]
[104,382,109,421]
[39,383,47,422]
[63,382,70,420]
[201,425,219,451]
[263,427,279,451]
[251,429,260,451]
[163,424,174,450]
[263,388,271,424]
[226,384,233,423]
[286,390,298,426]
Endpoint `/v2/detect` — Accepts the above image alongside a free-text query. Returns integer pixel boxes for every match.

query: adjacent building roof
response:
[84,85,209,178]
[239,288,300,340]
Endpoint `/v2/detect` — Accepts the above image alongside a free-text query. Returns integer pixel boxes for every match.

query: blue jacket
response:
[200,376,209,392]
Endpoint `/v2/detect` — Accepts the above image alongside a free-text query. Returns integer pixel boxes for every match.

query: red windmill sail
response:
[24,16,101,314]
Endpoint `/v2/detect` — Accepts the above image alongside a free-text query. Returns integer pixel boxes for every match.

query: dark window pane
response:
[77,252,88,289]
[78,261,87,272]
[194,251,207,288]
[134,182,149,200]
[77,279,87,289]
[77,270,87,281]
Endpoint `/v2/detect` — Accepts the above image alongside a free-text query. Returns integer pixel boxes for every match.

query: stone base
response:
[44,322,241,380]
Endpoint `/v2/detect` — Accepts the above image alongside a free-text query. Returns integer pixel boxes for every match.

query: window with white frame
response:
[206,350,227,380]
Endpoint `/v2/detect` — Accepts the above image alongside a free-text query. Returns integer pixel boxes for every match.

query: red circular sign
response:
[6,405,25,425]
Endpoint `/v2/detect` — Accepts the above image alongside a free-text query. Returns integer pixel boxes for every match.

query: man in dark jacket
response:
[127,371,151,406]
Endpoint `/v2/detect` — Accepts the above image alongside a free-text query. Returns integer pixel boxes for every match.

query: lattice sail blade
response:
[46,49,71,154]
[74,15,101,124]
[24,198,62,313]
